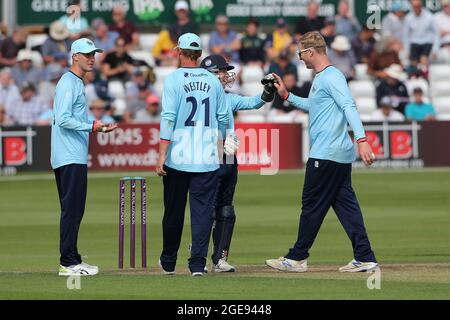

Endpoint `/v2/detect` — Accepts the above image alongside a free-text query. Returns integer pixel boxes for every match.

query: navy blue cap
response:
[200,54,234,72]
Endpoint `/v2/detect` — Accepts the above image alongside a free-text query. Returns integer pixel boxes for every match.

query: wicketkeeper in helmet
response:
[200,54,277,272]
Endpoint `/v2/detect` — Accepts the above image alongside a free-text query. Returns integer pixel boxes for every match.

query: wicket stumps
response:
[119,177,147,269]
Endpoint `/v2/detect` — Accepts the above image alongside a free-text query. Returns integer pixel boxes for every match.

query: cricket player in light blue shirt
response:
[266,31,378,273]
[199,54,275,273]
[156,33,230,276]
[51,38,117,276]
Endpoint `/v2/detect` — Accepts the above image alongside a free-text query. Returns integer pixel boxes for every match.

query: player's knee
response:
[216,205,236,221]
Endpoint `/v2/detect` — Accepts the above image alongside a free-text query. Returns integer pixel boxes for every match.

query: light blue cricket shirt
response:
[160,67,229,173]
[51,72,94,169]
[287,66,366,163]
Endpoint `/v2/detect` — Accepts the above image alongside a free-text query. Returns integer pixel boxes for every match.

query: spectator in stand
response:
[8,82,49,126]
[0,28,27,68]
[101,37,135,82]
[134,94,161,124]
[328,36,356,81]
[41,21,71,65]
[53,52,69,72]
[0,69,20,116]
[11,50,43,87]
[435,0,450,63]
[268,50,298,82]
[126,69,154,101]
[266,18,294,61]
[239,18,266,67]
[123,84,151,123]
[92,18,119,54]
[295,1,325,37]
[59,0,90,40]
[168,1,199,38]
[84,70,111,106]
[376,64,409,114]
[0,105,13,126]
[335,0,361,41]
[109,5,140,50]
[405,87,436,121]
[381,0,408,43]
[152,28,178,67]
[351,25,376,64]
[209,15,240,63]
[267,72,310,122]
[369,96,405,122]
[403,0,440,66]
[367,37,402,79]
[88,99,115,124]
[39,64,64,107]
[320,16,337,46]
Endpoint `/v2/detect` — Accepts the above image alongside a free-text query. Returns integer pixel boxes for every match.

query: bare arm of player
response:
[156,140,169,177]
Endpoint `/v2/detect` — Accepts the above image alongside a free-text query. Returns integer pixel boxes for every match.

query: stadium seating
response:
[153,66,177,95]
[241,65,264,84]
[406,78,429,98]
[430,81,450,98]
[355,63,370,80]
[433,96,450,114]
[112,98,127,116]
[139,33,159,51]
[128,50,155,67]
[429,64,450,82]
[108,81,126,99]
[354,97,377,116]
[349,80,376,98]
[26,34,47,50]
[297,61,313,85]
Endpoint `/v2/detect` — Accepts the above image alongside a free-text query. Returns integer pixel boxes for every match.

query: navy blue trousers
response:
[54,164,87,267]
[160,165,218,273]
[285,159,377,263]
[214,156,238,208]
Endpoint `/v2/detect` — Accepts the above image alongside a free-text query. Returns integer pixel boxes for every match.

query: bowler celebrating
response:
[156,33,229,276]
[52,38,117,276]
[266,31,378,273]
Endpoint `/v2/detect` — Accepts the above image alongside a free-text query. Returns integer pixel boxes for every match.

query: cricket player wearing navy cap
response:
[156,33,229,276]
[52,38,117,276]
[199,54,277,272]
[266,31,378,273]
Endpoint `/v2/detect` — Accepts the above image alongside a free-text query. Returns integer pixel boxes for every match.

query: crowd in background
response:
[1,0,450,127]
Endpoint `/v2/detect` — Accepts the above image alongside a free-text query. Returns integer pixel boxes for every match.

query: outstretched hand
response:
[94,121,118,133]
[271,73,289,100]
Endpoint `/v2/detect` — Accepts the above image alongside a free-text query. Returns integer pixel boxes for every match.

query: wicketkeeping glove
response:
[224,133,240,156]
[261,74,278,102]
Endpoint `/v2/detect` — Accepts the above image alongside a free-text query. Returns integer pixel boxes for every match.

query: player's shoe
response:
[58,264,99,276]
[80,262,98,271]
[339,260,378,273]
[191,272,205,277]
[213,259,236,273]
[158,259,175,275]
[265,257,308,272]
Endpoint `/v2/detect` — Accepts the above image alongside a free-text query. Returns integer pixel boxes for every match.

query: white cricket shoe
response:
[58,264,99,276]
[213,259,236,273]
[265,257,308,273]
[158,260,175,275]
[191,272,205,277]
[339,260,379,273]
[80,262,98,270]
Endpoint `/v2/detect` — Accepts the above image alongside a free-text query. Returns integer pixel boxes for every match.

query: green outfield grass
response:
[0,169,449,300]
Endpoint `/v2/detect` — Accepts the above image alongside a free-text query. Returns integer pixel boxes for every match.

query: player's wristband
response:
[357,138,367,144]
[160,139,171,144]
